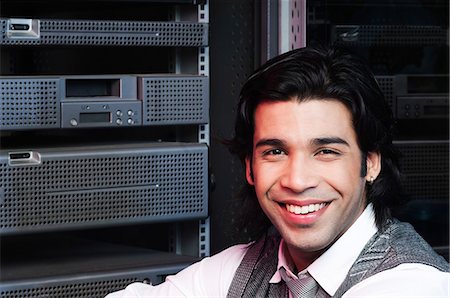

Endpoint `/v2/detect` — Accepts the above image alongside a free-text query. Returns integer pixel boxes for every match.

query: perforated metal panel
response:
[140,76,209,125]
[0,18,208,47]
[395,140,449,199]
[0,142,208,235]
[1,278,139,298]
[279,0,306,53]
[401,174,448,199]
[0,265,188,298]
[397,141,449,173]
[376,76,395,111]
[333,25,448,46]
[0,78,60,129]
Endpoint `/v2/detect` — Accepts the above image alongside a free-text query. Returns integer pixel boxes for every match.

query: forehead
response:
[253,99,357,144]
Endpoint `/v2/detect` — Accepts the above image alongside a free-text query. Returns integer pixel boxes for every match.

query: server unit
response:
[0,142,208,235]
[0,74,209,130]
[1,18,208,47]
[377,75,448,121]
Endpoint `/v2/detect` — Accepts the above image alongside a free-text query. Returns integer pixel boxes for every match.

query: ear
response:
[245,156,255,185]
[365,151,381,183]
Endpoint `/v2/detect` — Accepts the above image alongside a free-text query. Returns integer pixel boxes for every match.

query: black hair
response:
[227,45,404,239]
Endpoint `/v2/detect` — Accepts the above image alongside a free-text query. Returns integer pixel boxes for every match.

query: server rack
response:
[0,0,210,296]
[305,0,449,258]
[208,0,449,257]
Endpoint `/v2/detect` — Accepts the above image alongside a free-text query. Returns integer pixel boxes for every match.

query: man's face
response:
[245,99,380,265]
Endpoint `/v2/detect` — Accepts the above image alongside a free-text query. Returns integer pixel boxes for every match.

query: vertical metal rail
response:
[198,0,210,258]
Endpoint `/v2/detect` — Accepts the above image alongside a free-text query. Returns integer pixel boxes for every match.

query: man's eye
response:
[265,149,284,155]
[316,149,339,156]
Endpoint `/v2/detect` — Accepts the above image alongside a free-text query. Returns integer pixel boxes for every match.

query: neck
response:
[285,245,326,272]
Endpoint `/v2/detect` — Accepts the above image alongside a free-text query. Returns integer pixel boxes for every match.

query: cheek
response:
[252,163,280,192]
[319,161,363,193]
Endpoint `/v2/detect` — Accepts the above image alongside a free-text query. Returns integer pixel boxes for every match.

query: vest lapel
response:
[227,233,288,298]
[334,219,449,297]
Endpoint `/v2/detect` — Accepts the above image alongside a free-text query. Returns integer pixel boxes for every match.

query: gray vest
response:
[227,220,449,298]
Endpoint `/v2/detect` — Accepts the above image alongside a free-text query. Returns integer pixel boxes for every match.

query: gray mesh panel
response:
[401,174,449,199]
[0,278,140,298]
[0,78,60,129]
[395,141,449,199]
[396,141,449,174]
[376,76,395,112]
[142,76,209,125]
[1,19,208,47]
[334,25,448,46]
[0,265,186,298]
[0,143,208,234]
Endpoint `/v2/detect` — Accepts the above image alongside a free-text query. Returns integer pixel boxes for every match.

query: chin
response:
[282,227,333,252]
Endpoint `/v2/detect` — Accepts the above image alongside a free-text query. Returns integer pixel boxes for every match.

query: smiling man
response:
[227,46,448,297]
[247,99,378,274]
[106,46,449,298]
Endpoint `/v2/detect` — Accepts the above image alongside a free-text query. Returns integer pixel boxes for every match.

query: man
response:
[106,46,449,297]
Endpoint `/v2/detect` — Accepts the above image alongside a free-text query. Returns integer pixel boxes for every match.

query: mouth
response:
[284,202,328,215]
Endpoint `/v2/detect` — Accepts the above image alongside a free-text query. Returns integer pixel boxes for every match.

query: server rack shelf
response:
[1,235,199,297]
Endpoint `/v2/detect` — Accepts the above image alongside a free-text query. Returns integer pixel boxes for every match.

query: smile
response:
[285,203,327,215]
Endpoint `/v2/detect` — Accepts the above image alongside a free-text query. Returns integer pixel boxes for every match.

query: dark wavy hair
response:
[227,46,404,239]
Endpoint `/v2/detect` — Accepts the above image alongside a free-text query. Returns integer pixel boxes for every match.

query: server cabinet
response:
[0,0,210,296]
[208,0,448,258]
[305,0,449,259]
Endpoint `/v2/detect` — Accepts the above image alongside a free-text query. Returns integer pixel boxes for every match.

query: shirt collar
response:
[270,238,296,283]
[269,204,378,296]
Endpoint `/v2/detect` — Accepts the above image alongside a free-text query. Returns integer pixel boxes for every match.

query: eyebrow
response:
[254,138,286,149]
[311,137,350,147]
[254,136,350,150]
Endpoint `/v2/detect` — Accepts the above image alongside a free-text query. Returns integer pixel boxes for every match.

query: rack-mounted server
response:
[376,74,449,120]
[0,74,209,130]
[1,18,208,47]
[0,142,208,235]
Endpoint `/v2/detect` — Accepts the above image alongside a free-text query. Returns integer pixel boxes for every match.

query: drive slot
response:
[6,18,40,39]
[10,23,30,31]
[9,152,31,160]
[66,79,121,98]
[8,151,41,166]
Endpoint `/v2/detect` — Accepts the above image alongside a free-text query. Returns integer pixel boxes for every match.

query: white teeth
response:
[300,206,309,214]
[286,203,326,215]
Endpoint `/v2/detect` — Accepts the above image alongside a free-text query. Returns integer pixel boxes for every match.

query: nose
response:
[279,154,319,193]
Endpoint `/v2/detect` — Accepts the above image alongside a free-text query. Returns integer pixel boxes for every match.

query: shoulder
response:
[379,220,449,271]
[167,242,253,295]
[105,243,253,298]
[195,242,253,272]
[344,263,450,297]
